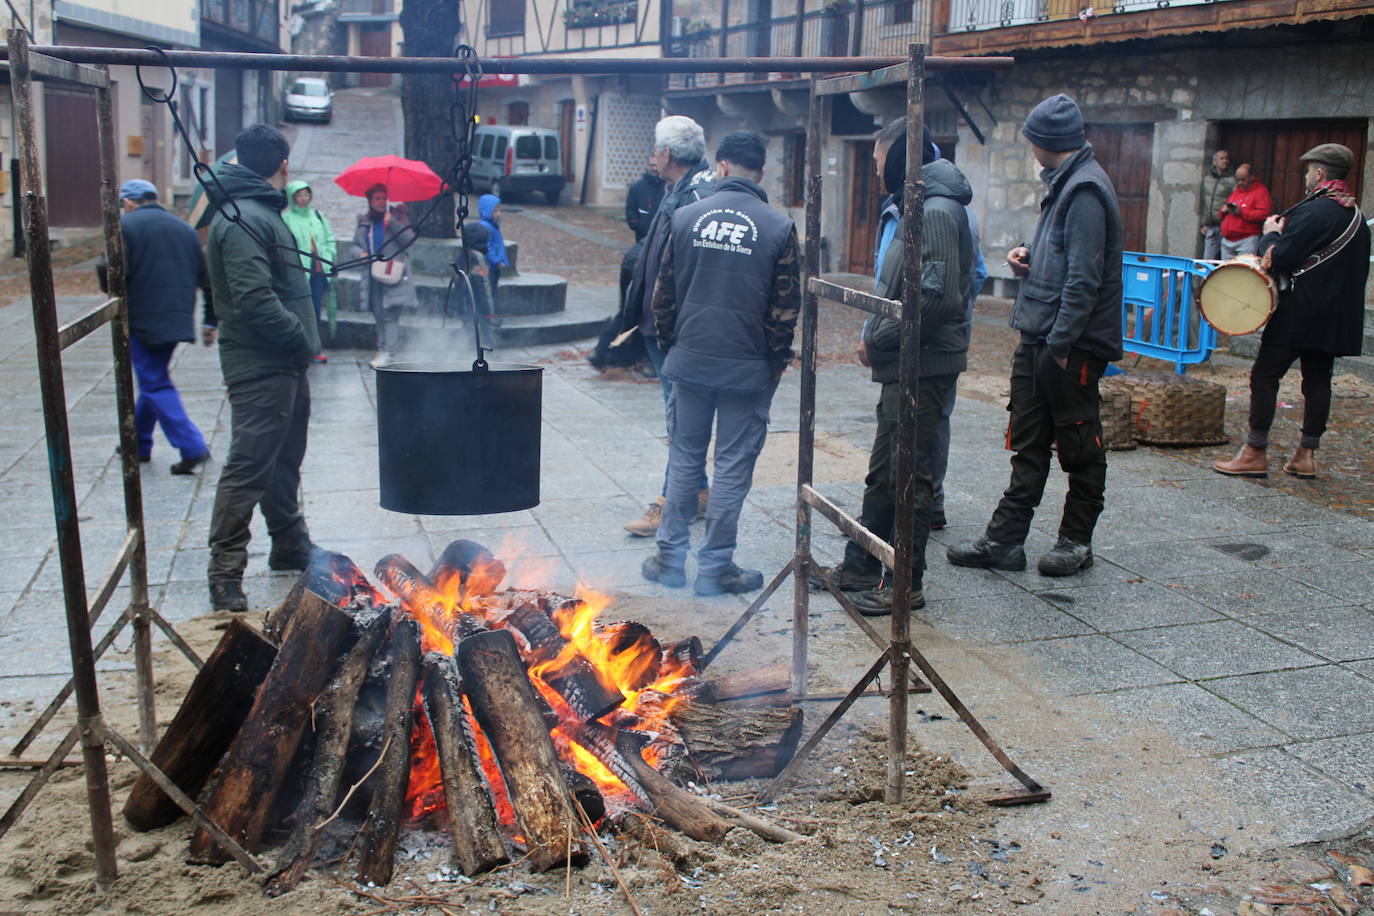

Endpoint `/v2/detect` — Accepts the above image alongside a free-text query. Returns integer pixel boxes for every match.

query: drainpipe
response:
[579,93,599,206]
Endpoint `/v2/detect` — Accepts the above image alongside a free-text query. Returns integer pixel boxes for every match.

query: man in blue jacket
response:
[115,179,211,475]
[641,130,799,596]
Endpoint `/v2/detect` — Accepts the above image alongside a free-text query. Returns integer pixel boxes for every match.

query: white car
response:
[284,78,332,123]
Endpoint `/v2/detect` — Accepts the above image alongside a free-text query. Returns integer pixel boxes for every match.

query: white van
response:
[469,126,565,204]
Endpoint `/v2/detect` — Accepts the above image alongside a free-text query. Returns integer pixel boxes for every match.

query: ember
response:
[123,540,804,892]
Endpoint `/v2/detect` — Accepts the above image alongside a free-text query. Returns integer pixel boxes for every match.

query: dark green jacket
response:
[206,162,319,386]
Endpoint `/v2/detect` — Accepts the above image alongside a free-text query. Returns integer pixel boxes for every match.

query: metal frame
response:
[3,34,1033,892]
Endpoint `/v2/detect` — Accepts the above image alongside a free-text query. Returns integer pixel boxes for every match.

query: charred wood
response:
[375,554,487,643]
[593,621,661,691]
[123,618,277,831]
[265,551,379,642]
[560,764,606,825]
[661,636,703,672]
[672,703,803,781]
[355,616,423,886]
[692,665,793,707]
[501,603,623,724]
[429,539,506,602]
[456,629,587,872]
[418,652,508,877]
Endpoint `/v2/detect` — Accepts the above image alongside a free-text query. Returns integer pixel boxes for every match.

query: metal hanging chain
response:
[133,46,480,281]
[447,45,493,370]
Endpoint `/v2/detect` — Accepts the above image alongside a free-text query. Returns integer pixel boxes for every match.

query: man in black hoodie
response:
[948,94,1123,578]
[811,119,974,615]
[624,153,665,242]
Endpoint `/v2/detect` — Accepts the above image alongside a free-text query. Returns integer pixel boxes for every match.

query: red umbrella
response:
[334,155,446,202]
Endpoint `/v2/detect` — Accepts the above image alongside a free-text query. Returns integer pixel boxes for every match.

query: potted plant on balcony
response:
[563,0,637,28]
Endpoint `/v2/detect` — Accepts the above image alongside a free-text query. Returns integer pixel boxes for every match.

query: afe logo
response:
[689,207,759,255]
[699,220,749,245]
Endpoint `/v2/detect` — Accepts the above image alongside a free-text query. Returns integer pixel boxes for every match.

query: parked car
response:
[284,78,332,123]
[469,126,565,204]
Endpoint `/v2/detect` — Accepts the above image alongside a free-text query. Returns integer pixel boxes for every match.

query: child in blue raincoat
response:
[477,193,510,295]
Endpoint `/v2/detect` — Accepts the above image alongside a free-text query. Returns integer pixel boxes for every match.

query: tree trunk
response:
[398,0,459,240]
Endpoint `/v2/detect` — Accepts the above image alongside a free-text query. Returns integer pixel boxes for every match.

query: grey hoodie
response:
[864,158,975,382]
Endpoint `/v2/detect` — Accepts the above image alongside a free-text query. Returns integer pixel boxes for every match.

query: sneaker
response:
[312,353,329,364]
[695,564,764,596]
[268,541,317,572]
[624,497,665,538]
[806,563,882,593]
[929,510,947,531]
[641,554,686,588]
[849,583,926,616]
[1037,537,1093,577]
[946,535,1027,571]
[170,451,211,476]
[696,488,709,520]
[209,580,248,613]
[370,350,395,369]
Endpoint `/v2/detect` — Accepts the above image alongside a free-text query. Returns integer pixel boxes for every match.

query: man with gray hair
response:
[617,115,717,537]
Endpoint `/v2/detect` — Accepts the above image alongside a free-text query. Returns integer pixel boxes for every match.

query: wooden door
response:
[558,100,576,184]
[360,24,391,88]
[42,87,101,227]
[1085,122,1152,252]
[1217,119,1365,213]
[846,140,881,274]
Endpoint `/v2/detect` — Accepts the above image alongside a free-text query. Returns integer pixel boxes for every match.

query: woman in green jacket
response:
[281,179,335,363]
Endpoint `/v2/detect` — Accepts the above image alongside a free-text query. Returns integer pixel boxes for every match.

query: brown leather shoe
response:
[1283,447,1317,479]
[624,497,665,537]
[1213,445,1268,478]
[696,488,709,520]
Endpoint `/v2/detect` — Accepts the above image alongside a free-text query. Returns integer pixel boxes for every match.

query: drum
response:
[1197,255,1278,335]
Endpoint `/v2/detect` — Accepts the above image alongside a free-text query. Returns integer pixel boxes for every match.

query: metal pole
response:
[718,0,730,86]
[6,28,119,888]
[792,87,823,699]
[95,74,155,755]
[849,0,867,57]
[793,0,805,57]
[886,41,925,805]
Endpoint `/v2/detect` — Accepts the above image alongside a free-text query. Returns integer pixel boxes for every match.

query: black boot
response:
[1037,537,1093,577]
[209,580,248,613]
[806,563,882,593]
[946,535,1026,571]
[849,582,926,616]
[641,554,686,588]
[695,564,763,596]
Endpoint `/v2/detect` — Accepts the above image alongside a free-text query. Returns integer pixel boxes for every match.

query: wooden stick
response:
[575,801,644,916]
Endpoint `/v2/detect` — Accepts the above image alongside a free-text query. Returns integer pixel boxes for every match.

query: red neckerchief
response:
[1311,178,1356,209]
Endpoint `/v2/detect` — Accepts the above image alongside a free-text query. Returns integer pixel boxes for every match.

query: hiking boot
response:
[695,564,764,596]
[1037,537,1094,577]
[1212,445,1267,478]
[929,510,947,531]
[641,554,685,588]
[696,488,709,520]
[849,583,926,616]
[624,497,664,538]
[209,580,248,613]
[268,541,317,572]
[807,563,882,593]
[1283,446,1317,480]
[169,451,211,476]
[946,535,1027,571]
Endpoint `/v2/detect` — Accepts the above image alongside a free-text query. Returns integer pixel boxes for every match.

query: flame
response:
[405,697,446,822]
[464,696,521,842]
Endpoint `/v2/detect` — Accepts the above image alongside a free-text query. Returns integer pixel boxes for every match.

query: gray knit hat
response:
[1021,94,1085,152]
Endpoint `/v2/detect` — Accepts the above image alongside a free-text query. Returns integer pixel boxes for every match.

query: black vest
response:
[662,178,794,392]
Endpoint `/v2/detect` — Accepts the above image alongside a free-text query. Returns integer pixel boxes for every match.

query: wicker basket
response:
[1098,381,1137,450]
[1108,372,1228,447]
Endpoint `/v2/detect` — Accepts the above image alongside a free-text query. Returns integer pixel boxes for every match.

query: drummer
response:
[1213,143,1371,480]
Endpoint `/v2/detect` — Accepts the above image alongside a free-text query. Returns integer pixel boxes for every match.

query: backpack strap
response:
[1291,206,1364,279]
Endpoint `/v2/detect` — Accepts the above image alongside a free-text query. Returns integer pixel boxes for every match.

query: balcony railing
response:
[201,0,279,47]
[666,0,926,90]
[951,0,1221,31]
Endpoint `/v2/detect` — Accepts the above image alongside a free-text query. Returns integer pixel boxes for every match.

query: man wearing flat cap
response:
[948,93,1123,578]
[1213,142,1370,480]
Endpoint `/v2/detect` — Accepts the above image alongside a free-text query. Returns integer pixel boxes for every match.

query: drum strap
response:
[1291,207,1365,279]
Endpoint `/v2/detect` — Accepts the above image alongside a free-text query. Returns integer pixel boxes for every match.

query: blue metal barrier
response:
[1121,251,1217,374]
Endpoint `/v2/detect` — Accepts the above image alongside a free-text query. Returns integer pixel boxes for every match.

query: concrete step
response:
[406,237,519,276]
[322,284,614,351]
[1228,332,1374,383]
[334,269,566,317]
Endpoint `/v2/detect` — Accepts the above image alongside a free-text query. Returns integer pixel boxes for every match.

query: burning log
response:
[188,585,358,864]
[418,652,508,877]
[429,538,506,601]
[264,608,389,896]
[662,636,704,671]
[456,629,588,872]
[694,664,793,707]
[355,616,423,886]
[561,764,606,826]
[375,554,486,644]
[123,618,277,831]
[266,550,379,642]
[594,621,661,691]
[671,703,803,781]
[503,603,623,724]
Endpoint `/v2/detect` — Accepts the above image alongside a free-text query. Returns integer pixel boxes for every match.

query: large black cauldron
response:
[375,362,542,515]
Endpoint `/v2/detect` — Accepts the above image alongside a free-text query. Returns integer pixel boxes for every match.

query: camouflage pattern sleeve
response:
[765,227,801,374]
[651,231,678,345]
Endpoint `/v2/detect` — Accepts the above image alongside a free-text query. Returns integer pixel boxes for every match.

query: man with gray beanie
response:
[948,93,1123,578]
[1212,142,1369,481]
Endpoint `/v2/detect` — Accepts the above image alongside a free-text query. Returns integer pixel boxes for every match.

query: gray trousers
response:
[1201,226,1222,261]
[1220,234,1259,259]
[208,372,312,584]
[656,381,773,577]
[369,279,403,352]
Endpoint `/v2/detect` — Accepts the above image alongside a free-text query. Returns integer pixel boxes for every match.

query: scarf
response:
[1312,178,1356,209]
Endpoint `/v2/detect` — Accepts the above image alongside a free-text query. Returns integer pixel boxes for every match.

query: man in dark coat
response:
[624,153,665,242]
[205,125,321,613]
[810,120,974,614]
[641,130,799,596]
[110,179,212,474]
[1212,142,1370,480]
[948,93,1124,578]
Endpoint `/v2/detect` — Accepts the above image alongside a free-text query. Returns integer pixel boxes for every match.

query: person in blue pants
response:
[112,180,211,475]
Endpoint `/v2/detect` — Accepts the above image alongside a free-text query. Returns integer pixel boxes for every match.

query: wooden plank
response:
[808,278,901,319]
[801,484,895,569]
[27,50,108,88]
[57,297,120,350]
